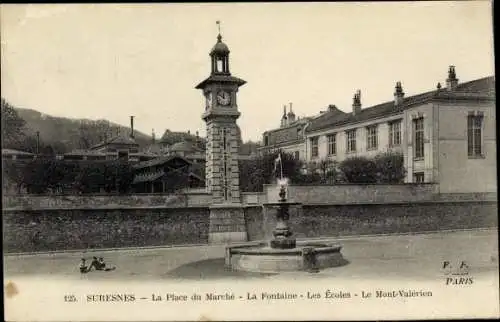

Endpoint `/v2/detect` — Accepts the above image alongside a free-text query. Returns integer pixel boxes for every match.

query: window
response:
[389,120,402,146]
[216,58,223,72]
[310,137,319,157]
[294,151,300,160]
[346,129,357,153]
[366,125,378,150]
[327,134,337,155]
[413,118,424,159]
[414,172,425,183]
[467,115,483,157]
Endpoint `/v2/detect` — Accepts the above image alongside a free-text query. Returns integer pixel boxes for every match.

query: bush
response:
[339,156,378,183]
[374,151,406,183]
[238,150,303,192]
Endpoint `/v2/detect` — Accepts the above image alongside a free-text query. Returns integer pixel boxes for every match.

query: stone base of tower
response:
[208,204,247,244]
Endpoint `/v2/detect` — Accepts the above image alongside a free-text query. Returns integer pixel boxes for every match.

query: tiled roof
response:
[132,170,165,184]
[107,135,139,145]
[170,140,203,153]
[143,143,163,155]
[65,149,106,156]
[306,76,495,133]
[132,155,191,170]
[90,134,139,150]
[195,74,246,89]
[2,148,34,155]
[453,76,495,96]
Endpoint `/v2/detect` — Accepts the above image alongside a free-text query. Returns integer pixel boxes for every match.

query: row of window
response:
[310,115,483,159]
[310,120,403,157]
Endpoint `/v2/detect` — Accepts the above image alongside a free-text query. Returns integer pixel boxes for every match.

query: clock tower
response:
[195,27,247,243]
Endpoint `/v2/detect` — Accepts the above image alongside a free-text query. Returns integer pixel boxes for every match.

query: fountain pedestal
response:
[269,188,296,249]
[225,182,344,273]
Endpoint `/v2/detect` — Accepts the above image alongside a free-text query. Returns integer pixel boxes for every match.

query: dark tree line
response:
[3,159,135,194]
[239,150,407,192]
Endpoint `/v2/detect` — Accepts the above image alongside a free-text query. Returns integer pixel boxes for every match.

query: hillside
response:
[2,98,260,155]
[14,107,152,152]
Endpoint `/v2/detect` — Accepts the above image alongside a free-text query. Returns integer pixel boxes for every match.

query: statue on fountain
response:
[270,156,296,249]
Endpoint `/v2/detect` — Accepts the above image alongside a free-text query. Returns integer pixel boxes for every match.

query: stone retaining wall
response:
[2,193,212,210]
[247,201,498,241]
[264,183,438,204]
[3,201,497,253]
[3,207,210,253]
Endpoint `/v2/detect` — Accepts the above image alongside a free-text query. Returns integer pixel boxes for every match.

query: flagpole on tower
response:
[280,153,283,180]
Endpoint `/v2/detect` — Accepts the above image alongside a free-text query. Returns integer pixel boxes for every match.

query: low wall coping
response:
[2,205,210,212]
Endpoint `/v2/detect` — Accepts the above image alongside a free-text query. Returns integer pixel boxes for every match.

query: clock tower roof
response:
[195,74,246,89]
[210,34,230,56]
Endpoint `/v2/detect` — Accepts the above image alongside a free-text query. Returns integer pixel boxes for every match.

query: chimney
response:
[394,81,405,106]
[446,65,459,90]
[36,131,40,155]
[436,82,442,90]
[352,90,362,115]
[130,116,135,138]
[328,104,337,112]
[280,105,288,127]
[287,102,296,123]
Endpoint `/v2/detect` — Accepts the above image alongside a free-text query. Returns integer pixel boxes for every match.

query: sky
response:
[1,2,495,142]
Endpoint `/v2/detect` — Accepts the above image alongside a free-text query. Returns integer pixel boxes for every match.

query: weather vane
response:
[216,20,221,34]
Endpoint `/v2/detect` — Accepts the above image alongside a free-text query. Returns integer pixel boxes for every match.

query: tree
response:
[239,140,260,155]
[339,156,378,183]
[74,162,106,193]
[374,151,406,183]
[239,150,303,192]
[317,158,338,184]
[239,159,266,192]
[111,161,134,193]
[2,159,28,193]
[1,98,27,149]
[21,158,55,194]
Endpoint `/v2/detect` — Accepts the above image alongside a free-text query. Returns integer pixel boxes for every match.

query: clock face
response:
[217,91,231,106]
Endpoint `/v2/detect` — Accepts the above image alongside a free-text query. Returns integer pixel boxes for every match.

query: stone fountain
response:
[225,177,344,273]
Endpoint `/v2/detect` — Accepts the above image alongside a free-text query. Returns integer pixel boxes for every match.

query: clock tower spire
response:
[195,23,248,243]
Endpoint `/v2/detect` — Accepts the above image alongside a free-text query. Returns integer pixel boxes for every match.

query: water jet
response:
[226,175,344,273]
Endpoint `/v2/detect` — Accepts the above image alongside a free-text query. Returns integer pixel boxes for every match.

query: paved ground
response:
[3,229,499,281]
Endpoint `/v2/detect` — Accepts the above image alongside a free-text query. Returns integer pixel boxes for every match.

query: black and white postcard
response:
[2,2,498,321]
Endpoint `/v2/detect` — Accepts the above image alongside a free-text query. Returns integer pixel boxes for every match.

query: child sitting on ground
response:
[79,258,89,273]
[97,257,116,271]
[89,256,100,271]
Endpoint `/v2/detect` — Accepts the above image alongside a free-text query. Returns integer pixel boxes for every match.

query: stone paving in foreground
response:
[3,229,499,281]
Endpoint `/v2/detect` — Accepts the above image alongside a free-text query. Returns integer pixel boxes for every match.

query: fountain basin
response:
[226,241,343,273]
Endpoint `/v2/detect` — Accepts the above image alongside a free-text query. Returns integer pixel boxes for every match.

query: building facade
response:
[303,67,495,193]
[259,103,311,161]
[259,66,495,193]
